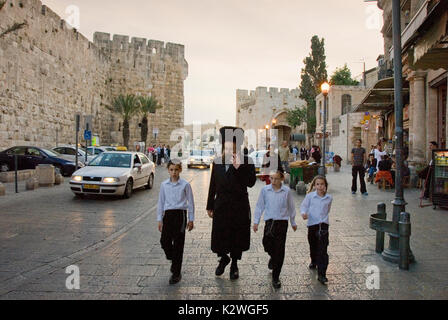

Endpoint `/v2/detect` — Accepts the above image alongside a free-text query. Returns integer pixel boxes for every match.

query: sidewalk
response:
[1,164,447,300]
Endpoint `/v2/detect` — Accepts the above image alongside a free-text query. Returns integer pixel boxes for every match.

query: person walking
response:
[351,139,368,195]
[300,146,307,161]
[206,127,256,280]
[278,141,291,173]
[157,161,195,285]
[253,170,297,289]
[300,175,332,285]
[260,144,284,185]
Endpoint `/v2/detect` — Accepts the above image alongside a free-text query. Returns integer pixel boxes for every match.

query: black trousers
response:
[218,251,242,261]
[160,210,187,276]
[307,223,329,277]
[352,165,367,193]
[263,220,288,281]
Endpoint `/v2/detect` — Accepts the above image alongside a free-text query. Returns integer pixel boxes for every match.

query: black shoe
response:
[169,274,182,285]
[272,278,281,289]
[268,259,273,270]
[230,264,239,280]
[317,274,328,285]
[215,255,230,276]
[309,263,317,270]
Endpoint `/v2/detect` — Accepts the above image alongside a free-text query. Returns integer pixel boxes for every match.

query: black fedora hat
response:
[219,126,245,145]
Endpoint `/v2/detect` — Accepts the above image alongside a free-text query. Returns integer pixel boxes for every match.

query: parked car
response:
[0,146,83,176]
[69,152,155,198]
[187,149,214,169]
[53,146,96,165]
[86,146,117,155]
[248,150,269,173]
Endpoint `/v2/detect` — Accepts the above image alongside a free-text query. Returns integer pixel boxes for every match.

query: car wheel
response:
[145,174,154,190]
[123,179,133,199]
[0,163,10,172]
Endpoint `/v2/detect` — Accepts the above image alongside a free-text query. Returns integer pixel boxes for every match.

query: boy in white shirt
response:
[253,171,297,289]
[157,161,195,285]
[300,175,332,285]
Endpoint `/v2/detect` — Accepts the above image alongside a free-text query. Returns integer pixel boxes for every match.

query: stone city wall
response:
[0,0,188,150]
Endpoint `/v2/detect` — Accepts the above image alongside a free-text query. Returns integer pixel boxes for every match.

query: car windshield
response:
[88,153,132,168]
[190,150,213,156]
[42,149,61,157]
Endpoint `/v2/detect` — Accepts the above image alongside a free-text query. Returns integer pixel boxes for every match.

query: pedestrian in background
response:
[253,170,297,289]
[157,160,195,285]
[351,139,368,196]
[365,153,377,184]
[156,145,162,166]
[292,145,299,161]
[300,175,332,285]
[278,140,291,173]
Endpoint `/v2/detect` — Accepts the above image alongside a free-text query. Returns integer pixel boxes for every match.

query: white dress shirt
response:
[300,191,332,227]
[157,178,195,222]
[374,149,387,170]
[253,184,297,227]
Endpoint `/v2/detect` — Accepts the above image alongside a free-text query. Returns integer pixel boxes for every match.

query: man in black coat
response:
[207,127,256,280]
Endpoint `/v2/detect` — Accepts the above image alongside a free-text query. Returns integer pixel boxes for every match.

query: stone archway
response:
[272,111,292,144]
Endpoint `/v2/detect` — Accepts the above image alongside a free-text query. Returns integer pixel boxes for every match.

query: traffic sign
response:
[84,130,92,141]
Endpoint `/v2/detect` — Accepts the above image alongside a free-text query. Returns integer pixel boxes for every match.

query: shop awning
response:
[353,77,410,113]
[406,0,448,70]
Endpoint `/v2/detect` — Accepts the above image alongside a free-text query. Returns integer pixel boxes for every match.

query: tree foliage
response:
[299,36,328,134]
[138,96,162,145]
[330,64,359,86]
[108,94,140,148]
[286,106,307,129]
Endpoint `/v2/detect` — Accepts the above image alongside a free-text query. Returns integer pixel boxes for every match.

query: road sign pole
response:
[75,115,80,171]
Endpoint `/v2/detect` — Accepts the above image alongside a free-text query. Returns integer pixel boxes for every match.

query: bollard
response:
[399,212,411,270]
[375,203,387,253]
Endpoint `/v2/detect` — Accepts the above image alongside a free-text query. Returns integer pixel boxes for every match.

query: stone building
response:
[236,87,308,150]
[315,85,377,163]
[356,0,447,166]
[0,0,188,151]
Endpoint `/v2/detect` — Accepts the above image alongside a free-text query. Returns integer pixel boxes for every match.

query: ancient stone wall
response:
[236,87,307,144]
[0,0,188,151]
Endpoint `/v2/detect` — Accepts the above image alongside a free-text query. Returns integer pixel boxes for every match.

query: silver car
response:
[69,152,155,198]
[53,146,96,165]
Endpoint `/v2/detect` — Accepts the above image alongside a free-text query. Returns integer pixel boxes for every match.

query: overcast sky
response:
[42,0,384,126]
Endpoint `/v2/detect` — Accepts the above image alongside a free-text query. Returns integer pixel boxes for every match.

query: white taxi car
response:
[70,152,155,198]
[187,149,214,169]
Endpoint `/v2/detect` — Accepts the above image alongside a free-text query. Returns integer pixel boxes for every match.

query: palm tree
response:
[108,94,139,149]
[138,96,162,145]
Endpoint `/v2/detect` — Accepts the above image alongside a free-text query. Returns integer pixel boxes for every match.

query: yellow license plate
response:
[83,184,100,190]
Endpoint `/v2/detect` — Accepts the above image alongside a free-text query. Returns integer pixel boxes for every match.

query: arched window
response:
[342,94,352,115]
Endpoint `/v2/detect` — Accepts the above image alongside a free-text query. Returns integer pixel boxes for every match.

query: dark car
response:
[0,146,81,176]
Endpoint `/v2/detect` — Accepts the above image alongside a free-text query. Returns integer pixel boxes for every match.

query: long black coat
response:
[206,156,256,255]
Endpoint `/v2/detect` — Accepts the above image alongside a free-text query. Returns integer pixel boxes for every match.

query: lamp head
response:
[321,82,330,96]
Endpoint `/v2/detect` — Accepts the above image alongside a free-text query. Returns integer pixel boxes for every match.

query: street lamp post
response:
[382,0,413,265]
[319,82,330,177]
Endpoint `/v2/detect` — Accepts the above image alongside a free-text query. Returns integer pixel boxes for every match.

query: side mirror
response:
[134,163,142,169]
